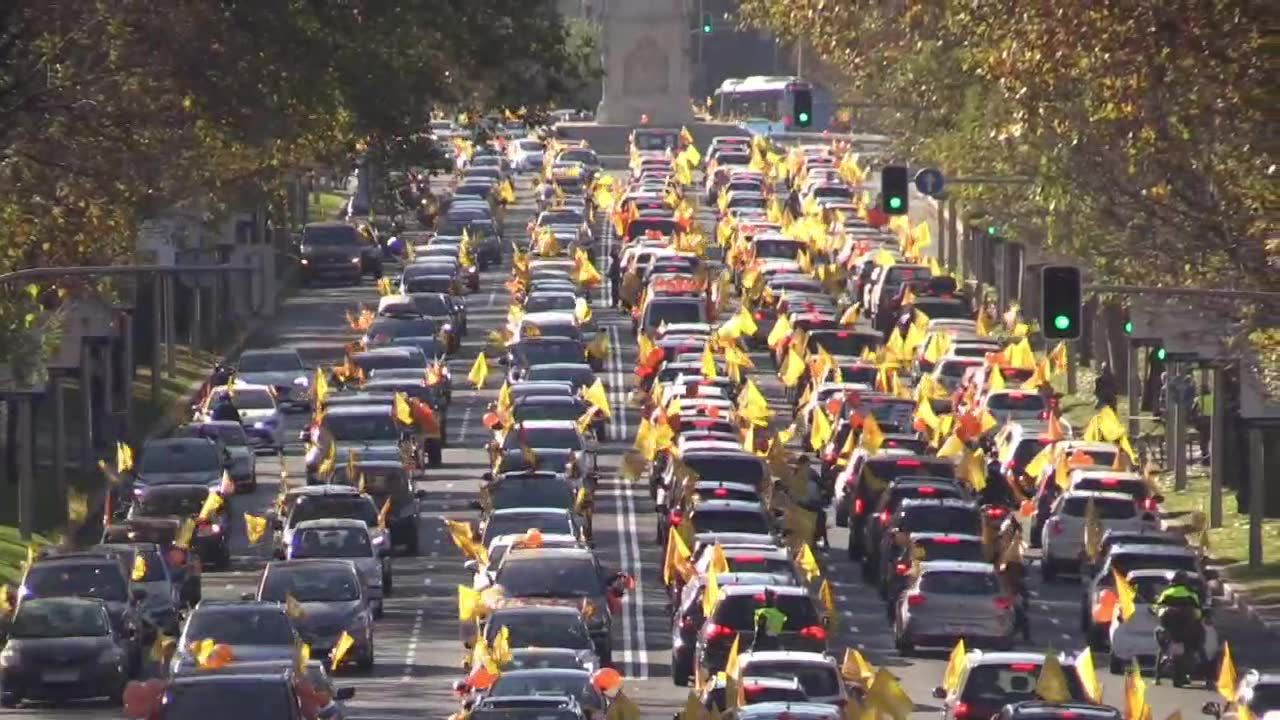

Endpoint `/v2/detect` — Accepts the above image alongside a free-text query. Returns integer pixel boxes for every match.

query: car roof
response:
[719,584,808,597]
[690,500,766,512]
[266,559,357,573]
[293,518,369,531]
[1062,490,1135,501]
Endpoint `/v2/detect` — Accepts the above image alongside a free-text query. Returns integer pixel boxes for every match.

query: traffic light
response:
[1122,308,1134,335]
[792,89,813,128]
[881,165,909,215]
[701,13,712,33]
[1040,265,1082,340]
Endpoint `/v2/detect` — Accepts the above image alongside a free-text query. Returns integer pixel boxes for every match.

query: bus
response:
[711,76,832,135]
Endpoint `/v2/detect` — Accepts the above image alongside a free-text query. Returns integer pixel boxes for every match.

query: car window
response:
[291,497,379,527]
[487,617,592,650]
[960,663,1086,705]
[140,442,219,475]
[899,507,981,535]
[237,353,301,372]
[503,427,583,451]
[323,413,398,442]
[163,680,294,719]
[744,662,839,698]
[25,563,128,602]
[184,609,295,646]
[1062,497,1137,520]
[692,509,770,535]
[10,600,110,638]
[987,393,1046,413]
[292,528,371,558]
[494,557,600,599]
[919,571,999,595]
[137,492,207,518]
[304,226,360,246]
[713,594,819,631]
[260,566,361,602]
[685,457,766,488]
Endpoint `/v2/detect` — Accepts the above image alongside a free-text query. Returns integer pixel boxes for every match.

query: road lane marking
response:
[402,609,423,682]
[457,406,473,445]
[604,322,646,679]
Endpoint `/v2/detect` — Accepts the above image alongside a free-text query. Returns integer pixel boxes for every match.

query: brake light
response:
[985,506,1007,518]
[669,510,684,526]
[906,593,925,607]
[954,702,970,719]
[879,509,892,527]
[894,562,910,575]
[853,498,865,515]
[896,459,922,468]
[822,451,837,464]
[713,487,729,498]
[166,548,188,566]
[753,312,763,320]
[917,487,936,496]
[1008,392,1025,399]
[994,596,1013,610]
[1141,497,1158,511]
[836,331,851,338]
[705,623,734,641]
[799,625,827,641]
[1100,478,1119,487]
[933,537,961,544]
[1009,663,1039,672]
[734,555,765,564]
[744,685,767,699]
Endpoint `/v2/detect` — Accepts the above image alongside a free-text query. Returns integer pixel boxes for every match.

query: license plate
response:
[42,670,79,683]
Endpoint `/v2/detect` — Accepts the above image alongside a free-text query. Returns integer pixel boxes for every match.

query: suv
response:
[300,222,364,285]
[273,485,389,560]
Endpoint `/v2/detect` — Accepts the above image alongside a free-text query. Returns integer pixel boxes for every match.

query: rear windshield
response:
[25,563,128,602]
[646,301,705,326]
[164,680,293,720]
[514,342,584,367]
[260,566,361,603]
[323,413,398,442]
[291,497,378,527]
[862,402,917,431]
[140,442,219,475]
[809,332,878,357]
[304,226,359,246]
[913,540,985,564]
[743,661,839,698]
[692,509,770,535]
[503,427,583,450]
[987,393,1046,413]
[1010,439,1053,473]
[865,459,956,485]
[1063,497,1137,520]
[960,664,1086,705]
[713,594,819,631]
[1110,553,1199,576]
[685,456,766,487]
[487,615,592,650]
[1075,479,1149,498]
[137,492,207,518]
[919,571,999,595]
[899,507,981,535]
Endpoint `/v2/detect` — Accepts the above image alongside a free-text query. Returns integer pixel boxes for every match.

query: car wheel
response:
[598,646,613,669]
[893,627,914,656]
[403,521,420,556]
[846,527,862,560]
[834,499,849,527]
[671,651,692,686]
[384,572,394,597]
[374,602,385,620]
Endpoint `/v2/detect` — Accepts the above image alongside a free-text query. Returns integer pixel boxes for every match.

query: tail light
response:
[954,702,971,719]
[894,562,910,576]
[705,623,734,641]
[895,459,922,468]
[1141,497,1158,511]
[713,488,729,498]
[744,685,766,700]
[822,451,837,464]
[906,593,925,607]
[166,548,188,567]
[985,506,1007,519]
[1009,663,1039,672]
[1049,518,1064,536]
[734,555,765,564]
[853,498,865,516]
[754,312,763,320]
[879,509,892,527]
[669,510,684,526]
[994,596,1013,610]
[799,625,827,641]
[916,487,936,496]
[933,537,960,544]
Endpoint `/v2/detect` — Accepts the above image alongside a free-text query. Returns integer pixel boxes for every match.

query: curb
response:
[1209,564,1280,637]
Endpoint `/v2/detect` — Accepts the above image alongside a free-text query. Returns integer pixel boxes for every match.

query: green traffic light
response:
[1123,320,1134,334]
[888,196,903,210]
[1053,315,1071,331]
[1156,347,1167,361]
[797,112,810,123]
[987,225,998,235]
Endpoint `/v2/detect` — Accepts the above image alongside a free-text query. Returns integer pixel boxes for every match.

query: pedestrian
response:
[750,589,788,653]
[1193,383,1212,465]
[1094,362,1118,410]
[608,245,622,308]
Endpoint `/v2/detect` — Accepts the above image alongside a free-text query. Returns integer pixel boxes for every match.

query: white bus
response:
[711,76,831,135]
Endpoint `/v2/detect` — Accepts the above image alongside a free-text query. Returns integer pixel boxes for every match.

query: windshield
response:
[292,528,371,558]
[140,441,219,476]
[746,662,838,698]
[960,664,1086,705]
[496,450,575,475]
[238,353,301,373]
[164,680,294,720]
[404,276,454,293]
[1112,554,1199,576]
[368,318,437,340]
[332,468,405,495]
[920,571,1000,595]
[10,600,109,638]
[646,301,704,326]
[862,402,917,431]
[626,219,678,241]
[355,352,425,371]
[1130,576,1204,603]
[1076,479,1149,498]
[754,240,802,260]
[524,296,576,313]
[488,617,592,650]
[514,342,584,367]
[1248,684,1280,713]
[504,427,583,451]
[685,457,766,487]
[225,388,273,410]
[175,424,247,447]
[489,480,575,510]
[810,332,878,357]
[495,558,599,598]
[1063,497,1137,520]
[912,300,969,320]
[304,226,360,247]
[261,566,361,602]
[514,403,583,424]
[987,393,1046,413]
[291,497,378,527]
[485,514,573,544]
[185,609,295,646]
[900,507,981,535]
[323,413,398,442]
[692,509,769,535]
[714,594,819,631]
[633,131,678,151]
[137,491,207,517]
[25,564,127,603]
[410,294,451,316]
[940,360,982,378]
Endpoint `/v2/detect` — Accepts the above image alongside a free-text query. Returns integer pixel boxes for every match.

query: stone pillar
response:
[595,0,695,125]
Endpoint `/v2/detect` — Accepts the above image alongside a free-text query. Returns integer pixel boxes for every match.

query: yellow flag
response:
[663,526,693,585]
[766,314,793,349]
[584,379,613,418]
[866,668,914,720]
[458,584,482,621]
[244,513,268,545]
[394,392,414,425]
[840,648,875,686]
[780,347,806,387]
[149,632,174,663]
[702,568,720,618]
[314,367,329,406]
[796,544,821,584]
[467,353,489,389]
[174,518,195,550]
[736,380,771,427]
[606,692,642,720]
[861,413,885,453]
[1217,641,1237,701]
[132,553,147,582]
[681,691,703,720]
[1124,661,1148,720]
[809,408,834,450]
[1114,569,1137,621]
[285,593,306,621]
[818,579,837,628]
[700,342,719,379]
[1076,647,1103,703]
[190,638,216,667]
[329,631,355,668]
[1035,652,1071,702]
[117,442,135,474]
[298,643,311,674]
[709,543,730,576]
[725,634,741,680]
[943,639,967,693]
[197,490,224,522]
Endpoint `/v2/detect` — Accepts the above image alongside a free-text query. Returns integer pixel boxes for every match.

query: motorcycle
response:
[1153,605,1214,688]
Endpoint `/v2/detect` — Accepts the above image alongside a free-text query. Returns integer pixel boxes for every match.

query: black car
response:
[159,661,352,719]
[0,597,129,707]
[873,498,982,586]
[300,222,364,285]
[129,483,232,569]
[101,518,203,608]
[326,459,426,553]
[16,553,145,677]
[861,477,969,582]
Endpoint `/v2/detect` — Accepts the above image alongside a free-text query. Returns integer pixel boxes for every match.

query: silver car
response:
[235,348,311,411]
[894,561,1015,654]
[287,519,389,618]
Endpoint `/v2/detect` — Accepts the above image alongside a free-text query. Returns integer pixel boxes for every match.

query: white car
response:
[1041,490,1159,581]
[198,383,285,453]
[508,139,545,172]
[1107,569,1219,674]
[734,651,855,707]
[288,518,390,618]
[469,532,581,590]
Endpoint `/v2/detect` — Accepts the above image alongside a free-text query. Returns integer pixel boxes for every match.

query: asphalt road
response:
[8,172,1274,719]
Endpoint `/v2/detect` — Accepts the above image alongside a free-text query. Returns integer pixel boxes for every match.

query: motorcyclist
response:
[1155,571,1203,619]
[792,455,829,551]
[209,362,234,388]
[1153,570,1206,683]
[208,391,242,425]
[750,589,788,653]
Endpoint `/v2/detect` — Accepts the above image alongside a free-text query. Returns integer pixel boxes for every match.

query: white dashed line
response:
[423,578,433,586]
[457,406,473,445]
[402,609,424,682]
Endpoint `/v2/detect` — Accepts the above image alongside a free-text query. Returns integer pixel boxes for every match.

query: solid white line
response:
[605,323,646,679]
[458,406,473,445]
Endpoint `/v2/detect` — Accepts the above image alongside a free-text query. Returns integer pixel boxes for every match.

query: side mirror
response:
[335,687,356,701]
[931,687,947,700]
[1201,701,1222,718]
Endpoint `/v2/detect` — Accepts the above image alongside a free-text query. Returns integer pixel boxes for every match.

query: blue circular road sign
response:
[914,167,945,197]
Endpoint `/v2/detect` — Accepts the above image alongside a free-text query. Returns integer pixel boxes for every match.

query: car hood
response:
[5,636,115,664]
[236,371,303,388]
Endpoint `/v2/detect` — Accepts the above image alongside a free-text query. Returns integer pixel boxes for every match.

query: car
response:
[1040,490,1158,581]
[129,483,232,569]
[469,695,588,720]
[836,453,956,543]
[497,420,599,478]
[15,552,145,676]
[198,383,286,453]
[727,701,843,720]
[933,651,1091,720]
[471,532,584,590]
[487,547,630,667]
[172,421,257,492]
[698,674,808,712]
[273,485,390,560]
[156,660,353,719]
[133,437,229,494]
[1105,569,1218,674]
[234,349,311,410]
[512,395,607,441]
[1218,669,1280,718]
[468,606,601,675]
[893,561,1016,654]
[871,498,981,587]
[477,472,579,516]
[479,507,581,548]
[323,457,426,553]
[254,559,375,670]
[473,668,607,716]
[299,222,363,285]
[303,404,407,483]
[695,584,827,678]
[0,597,129,707]
[1081,542,1203,648]
[287,519,390,617]
[659,499,773,550]
[861,478,970,578]
[170,601,302,674]
[101,518,203,608]
[882,533,986,611]
[92,542,182,638]
[994,701,1121,720]
[734,650,857,707]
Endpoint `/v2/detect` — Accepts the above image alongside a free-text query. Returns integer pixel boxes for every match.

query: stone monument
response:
[595,0,694,125]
